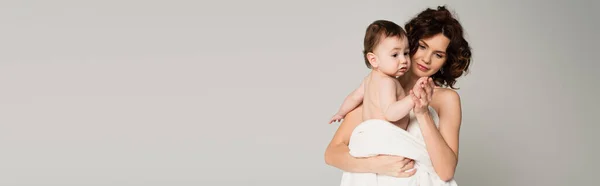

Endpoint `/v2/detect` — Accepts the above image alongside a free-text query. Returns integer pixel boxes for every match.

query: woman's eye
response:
[436,54,444,58]
[419,45,426,49]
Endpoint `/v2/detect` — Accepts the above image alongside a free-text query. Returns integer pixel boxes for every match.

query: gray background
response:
[0,0,598,185]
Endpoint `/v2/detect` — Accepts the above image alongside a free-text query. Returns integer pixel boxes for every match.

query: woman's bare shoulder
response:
[431,87,461,111]
[433,87,460,99]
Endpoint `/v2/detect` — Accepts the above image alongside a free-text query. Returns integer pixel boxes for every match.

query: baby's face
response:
[373,36,411,77]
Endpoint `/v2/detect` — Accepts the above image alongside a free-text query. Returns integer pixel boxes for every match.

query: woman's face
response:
[410,33,451,77]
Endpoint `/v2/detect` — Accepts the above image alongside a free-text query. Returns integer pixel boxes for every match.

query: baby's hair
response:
[405,6,472,89]
[363,20,407,69]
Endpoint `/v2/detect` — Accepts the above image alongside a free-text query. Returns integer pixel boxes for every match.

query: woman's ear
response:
[367,52,378,68]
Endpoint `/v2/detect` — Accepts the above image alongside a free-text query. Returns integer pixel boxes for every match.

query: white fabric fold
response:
[340,119,457,186]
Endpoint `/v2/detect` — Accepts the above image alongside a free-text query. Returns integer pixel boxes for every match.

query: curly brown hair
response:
[405,6,472,89]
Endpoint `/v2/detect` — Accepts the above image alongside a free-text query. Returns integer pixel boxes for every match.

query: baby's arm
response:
[379,78,414,122]
[329,81,365,124]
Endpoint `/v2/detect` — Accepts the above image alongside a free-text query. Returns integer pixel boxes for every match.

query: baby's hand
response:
[329,114,344,124]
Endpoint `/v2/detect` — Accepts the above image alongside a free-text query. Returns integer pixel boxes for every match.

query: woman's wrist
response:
[357,157,377,173]
[414,109,431,118]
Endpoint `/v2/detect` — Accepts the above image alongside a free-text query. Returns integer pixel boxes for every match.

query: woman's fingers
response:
[400,159,415,172]
[418,87,428,103]
[413,77,426,90]
[413,84,424,98]
[396,167,417,178]
[429,78,435,100]
[424,78,434,102]
[429,77,436,88]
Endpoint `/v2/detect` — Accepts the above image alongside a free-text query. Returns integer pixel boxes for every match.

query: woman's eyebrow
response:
[421,40,447,54]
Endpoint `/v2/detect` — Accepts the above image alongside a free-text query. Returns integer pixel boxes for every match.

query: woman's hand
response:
[368,155,417,178]
[410,77,435,114]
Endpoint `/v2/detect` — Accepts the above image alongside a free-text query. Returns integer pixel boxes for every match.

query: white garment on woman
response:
[339,107,457,186]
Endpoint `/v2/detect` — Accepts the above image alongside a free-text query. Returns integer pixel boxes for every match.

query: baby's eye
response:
[404,52,409,56]
[392,54,398,57]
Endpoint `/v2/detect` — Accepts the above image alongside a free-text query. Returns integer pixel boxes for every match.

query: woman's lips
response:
[417,64,430,71]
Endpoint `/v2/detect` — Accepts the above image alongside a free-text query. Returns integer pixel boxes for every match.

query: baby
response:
[329,20,419,129]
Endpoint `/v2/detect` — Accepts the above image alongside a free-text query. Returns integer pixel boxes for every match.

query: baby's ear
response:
[367,52,378,68]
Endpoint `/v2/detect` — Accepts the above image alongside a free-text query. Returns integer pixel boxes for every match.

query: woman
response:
[325,6,472,183]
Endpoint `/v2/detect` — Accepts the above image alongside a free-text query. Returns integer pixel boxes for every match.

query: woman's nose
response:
[422,54,432,64]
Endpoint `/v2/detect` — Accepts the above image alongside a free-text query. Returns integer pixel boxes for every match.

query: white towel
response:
[340,119,457,186]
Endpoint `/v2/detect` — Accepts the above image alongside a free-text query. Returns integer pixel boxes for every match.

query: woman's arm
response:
[325,106,373,172]
[415,88,462,181]
[324,106,416,177]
